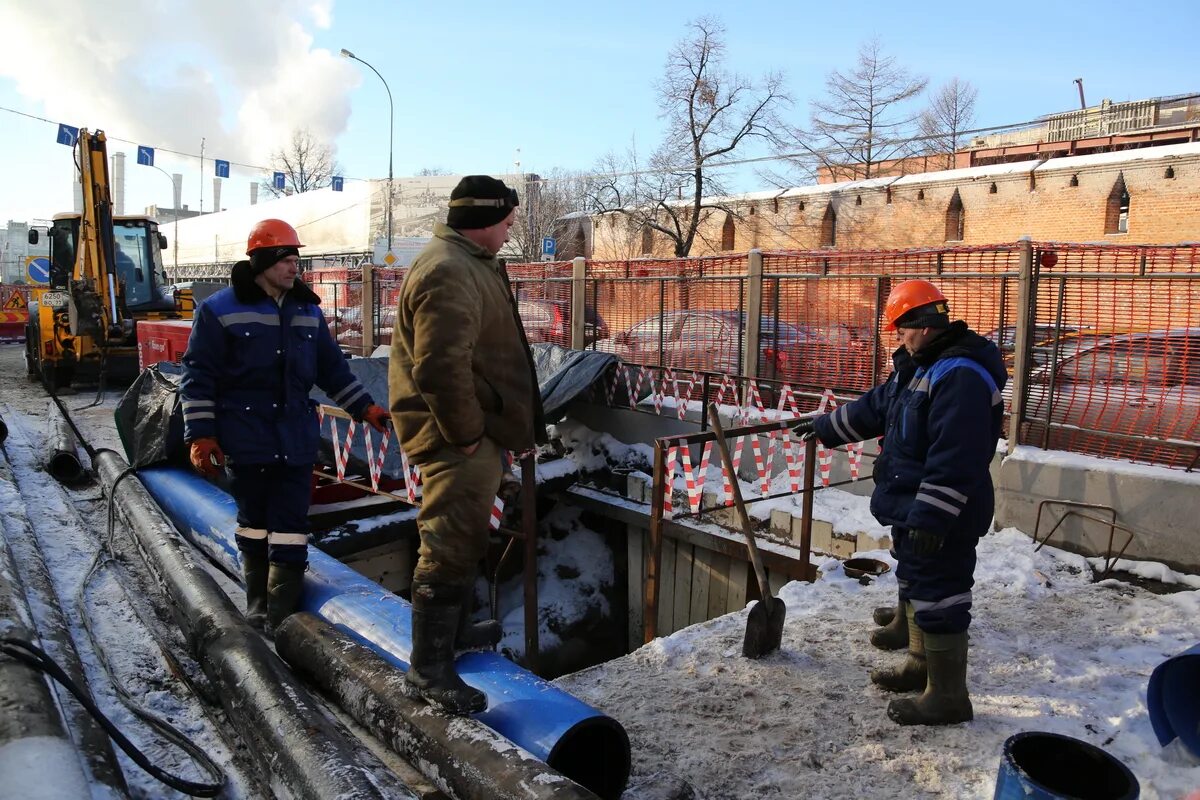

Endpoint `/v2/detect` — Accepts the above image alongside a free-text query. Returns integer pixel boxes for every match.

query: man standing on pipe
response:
[388,176,545,715]
[792,280,1006,725]
[180,219,389,632]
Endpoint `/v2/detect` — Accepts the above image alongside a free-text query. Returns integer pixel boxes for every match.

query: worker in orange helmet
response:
[792,279,1007,726]
[180,218,389,632]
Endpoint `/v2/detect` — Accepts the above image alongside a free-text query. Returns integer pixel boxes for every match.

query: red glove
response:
[189,437,225,477]
[361,404,390,433]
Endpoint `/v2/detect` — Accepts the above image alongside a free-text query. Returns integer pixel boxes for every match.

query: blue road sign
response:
[273,172,286,190]
[331,176,344,192]
[56,124,79,146]
[27,257,51,284]
[137,145,155,166]
[542,237,556,256]
[215,159,230,178]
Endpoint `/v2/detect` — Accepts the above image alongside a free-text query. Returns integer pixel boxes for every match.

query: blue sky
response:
[1,0,1195,224]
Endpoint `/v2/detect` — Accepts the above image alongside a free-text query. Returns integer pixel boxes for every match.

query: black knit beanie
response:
[447,175,519,230]
[893,299,951,330]
[249,245,300,275]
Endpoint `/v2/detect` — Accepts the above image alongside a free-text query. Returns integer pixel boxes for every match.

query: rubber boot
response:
[455,586,502,651]
[870,603,927,692]
[870,589,908,651]
[887,631,973,726]
[266,562,306,633]
[405,582,487,715]
[241,552,269,630]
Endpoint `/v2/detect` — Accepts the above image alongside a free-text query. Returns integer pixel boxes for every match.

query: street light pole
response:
[341,48,394,253]
[148,164,180,275]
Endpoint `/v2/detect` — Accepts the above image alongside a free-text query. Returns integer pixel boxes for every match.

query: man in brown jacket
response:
[388,175,544,714]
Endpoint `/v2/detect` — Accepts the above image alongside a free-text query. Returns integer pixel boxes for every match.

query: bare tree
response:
[261,128,341,197]
[506,169,593,262]
[588,17,788,257]
[918,78,978,169]
[416,166,452,176]
[791,39,927,182]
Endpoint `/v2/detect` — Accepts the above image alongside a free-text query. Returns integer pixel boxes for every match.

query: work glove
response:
[360,404,390,433]
[188,437,225,478]
[790,417,818,441]
[908,528,945,556]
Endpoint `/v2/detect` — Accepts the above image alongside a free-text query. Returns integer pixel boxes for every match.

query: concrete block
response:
[807,519,834,554]
[829,532,857,559]
[770,509,793,537]
[626,473,650,503]
[856,531,892,553]
[701,490,739,528]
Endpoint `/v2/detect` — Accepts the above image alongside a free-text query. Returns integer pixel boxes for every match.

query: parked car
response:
[517,300,610,346]
[1019,329,1200,468]
[595,309,872,389]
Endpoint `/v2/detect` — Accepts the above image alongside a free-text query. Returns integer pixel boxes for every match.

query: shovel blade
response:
[742,596,786,658]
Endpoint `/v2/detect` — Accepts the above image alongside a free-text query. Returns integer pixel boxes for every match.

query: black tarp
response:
[116,344,622,469]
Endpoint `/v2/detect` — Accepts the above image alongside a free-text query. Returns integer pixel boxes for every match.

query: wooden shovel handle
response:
[707,404,773,602]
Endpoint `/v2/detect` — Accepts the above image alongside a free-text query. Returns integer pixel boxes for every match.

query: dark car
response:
[518,300,610,347]
[1018,328,1200,467]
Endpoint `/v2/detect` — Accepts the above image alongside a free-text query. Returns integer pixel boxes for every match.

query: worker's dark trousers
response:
[229,463,312,565]
[893,525,981,635]
[412,438,502,586]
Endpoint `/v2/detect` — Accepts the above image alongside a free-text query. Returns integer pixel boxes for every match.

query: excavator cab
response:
[37,215,174,311]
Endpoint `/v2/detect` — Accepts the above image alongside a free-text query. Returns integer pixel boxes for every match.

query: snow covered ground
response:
[4,343,1200,799]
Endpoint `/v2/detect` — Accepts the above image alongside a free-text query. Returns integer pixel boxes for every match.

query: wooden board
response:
[689,546,713,627]
[672,542,695,633]
[727,558,749,614]
[707,551,731,619]
[656,536,677,636]
[627,525,645,648]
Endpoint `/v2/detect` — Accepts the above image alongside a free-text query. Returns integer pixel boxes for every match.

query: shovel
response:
[707,404,786,658]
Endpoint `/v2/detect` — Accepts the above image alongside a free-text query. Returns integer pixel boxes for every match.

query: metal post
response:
[521,453,539,670]
[1008,237,1035,446]
[799,437,817,581]
[570,256,586,350]
[361,261,375,356]
[644,443,665,643]
[743,249,763,379]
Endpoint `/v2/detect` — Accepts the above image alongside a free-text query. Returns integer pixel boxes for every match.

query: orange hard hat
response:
[246,219,304,254]
[883,279,948,331]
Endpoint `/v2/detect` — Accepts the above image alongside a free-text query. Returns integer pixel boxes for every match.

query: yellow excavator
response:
[26,128,195,391]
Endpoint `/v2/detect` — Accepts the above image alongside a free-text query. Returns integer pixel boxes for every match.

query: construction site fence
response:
[212,241,1200,471]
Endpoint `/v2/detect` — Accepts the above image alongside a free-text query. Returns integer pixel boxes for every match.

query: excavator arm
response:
[72,129,127,342]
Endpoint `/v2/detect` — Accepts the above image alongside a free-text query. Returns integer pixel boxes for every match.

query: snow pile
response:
[557,527,1200,799]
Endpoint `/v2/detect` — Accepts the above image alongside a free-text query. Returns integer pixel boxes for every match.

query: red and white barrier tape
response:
[490,496,504,530]
[663,445,678,518]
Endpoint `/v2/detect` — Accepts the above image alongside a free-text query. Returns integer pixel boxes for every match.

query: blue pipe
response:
[137,466,630,796]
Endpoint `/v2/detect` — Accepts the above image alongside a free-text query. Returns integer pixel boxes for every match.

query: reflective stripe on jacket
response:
[180,262,373,464]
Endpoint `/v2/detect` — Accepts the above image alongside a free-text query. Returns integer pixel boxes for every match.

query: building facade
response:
[590,142,1200,260]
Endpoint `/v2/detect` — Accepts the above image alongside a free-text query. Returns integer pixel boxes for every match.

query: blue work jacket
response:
[179,261,373,465]
[814,322,1008,538]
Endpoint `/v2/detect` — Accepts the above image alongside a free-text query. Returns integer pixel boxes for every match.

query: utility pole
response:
[199,137,206,214]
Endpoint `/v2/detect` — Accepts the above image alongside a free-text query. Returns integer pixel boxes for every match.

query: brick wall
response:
[592,148,1200,259]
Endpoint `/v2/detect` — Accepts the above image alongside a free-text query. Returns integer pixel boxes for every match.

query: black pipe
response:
[0,515,98,796]
[275,613,602,800]
[0,459,128,794]
[46,402,85,483]
[93,450,417,800]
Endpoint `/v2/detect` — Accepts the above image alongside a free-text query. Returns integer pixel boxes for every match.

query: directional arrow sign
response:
[137,145,155,166]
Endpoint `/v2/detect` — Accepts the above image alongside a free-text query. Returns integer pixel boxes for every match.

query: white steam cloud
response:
[1,0,357,167]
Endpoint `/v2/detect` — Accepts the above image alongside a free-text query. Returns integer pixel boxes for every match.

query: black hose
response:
[0,637,223,797]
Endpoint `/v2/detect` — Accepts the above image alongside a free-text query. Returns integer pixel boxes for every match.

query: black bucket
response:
[994,731,1139,800]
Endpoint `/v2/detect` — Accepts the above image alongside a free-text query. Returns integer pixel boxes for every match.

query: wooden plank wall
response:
[627,525,801,645]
